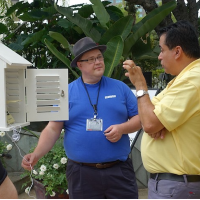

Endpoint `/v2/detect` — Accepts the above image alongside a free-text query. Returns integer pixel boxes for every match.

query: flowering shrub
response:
[0,131,13,165]
[22,130,68,197]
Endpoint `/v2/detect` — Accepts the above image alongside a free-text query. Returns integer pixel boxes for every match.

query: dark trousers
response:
[0,160,7,185]
[66,158,138,199]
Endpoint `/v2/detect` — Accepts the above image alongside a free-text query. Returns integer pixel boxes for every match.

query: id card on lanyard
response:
[81,77,103,131]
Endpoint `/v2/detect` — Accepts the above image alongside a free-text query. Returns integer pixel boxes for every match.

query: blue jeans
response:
[148,175,200,199]
[66,158,138,199]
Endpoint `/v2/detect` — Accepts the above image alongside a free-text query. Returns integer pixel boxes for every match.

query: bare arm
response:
[21,121,64,170]
[104,115,141,142]
[123,60,165,134]
[33,121,64,158]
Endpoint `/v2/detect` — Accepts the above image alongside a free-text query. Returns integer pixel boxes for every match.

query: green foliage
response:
[21,130,67,197]
[0,0,176,84]
[0,131,12,166]
[152,68,165,88]
[46,0,176,81]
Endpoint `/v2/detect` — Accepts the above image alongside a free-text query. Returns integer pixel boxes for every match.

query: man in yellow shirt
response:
[123,20,200,199]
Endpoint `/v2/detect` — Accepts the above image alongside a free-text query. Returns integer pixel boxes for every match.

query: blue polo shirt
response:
[63,76,138,163]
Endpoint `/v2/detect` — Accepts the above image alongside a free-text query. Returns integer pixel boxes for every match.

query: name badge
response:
[86,118,103,131]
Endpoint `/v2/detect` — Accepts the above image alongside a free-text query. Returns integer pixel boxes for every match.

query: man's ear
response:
[174,46,182,58]
[77,62,82,69]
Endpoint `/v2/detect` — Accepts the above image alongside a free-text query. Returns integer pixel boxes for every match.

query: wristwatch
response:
[136,90,148,98]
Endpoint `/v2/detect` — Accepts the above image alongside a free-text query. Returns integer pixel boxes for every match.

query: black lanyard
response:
[81,76,102,118]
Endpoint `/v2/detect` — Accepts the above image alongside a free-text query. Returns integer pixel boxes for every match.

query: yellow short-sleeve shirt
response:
[141,59,200,175]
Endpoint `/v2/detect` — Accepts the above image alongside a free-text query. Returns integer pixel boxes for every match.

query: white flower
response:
[66,189,69,194]
[0,131,5,137]
[6,144,12,151]
[53,163,59,169]
[40,165,46,172]
[33,170,38,175]
[25,187,30,194]
[61,129,65,133]
[50,191,56,197]
[60,157,67,164]
[39,171,45,175]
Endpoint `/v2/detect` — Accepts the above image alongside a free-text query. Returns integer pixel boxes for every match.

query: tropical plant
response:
[21,129,68,197]
[0,0,176,83]
[44,0,176,81]
[1,0,79,76]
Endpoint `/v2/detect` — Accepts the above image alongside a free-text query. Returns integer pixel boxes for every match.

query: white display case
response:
[0,43,68,131]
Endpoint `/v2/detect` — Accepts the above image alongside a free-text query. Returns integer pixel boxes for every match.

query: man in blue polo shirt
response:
[22,37,141,199]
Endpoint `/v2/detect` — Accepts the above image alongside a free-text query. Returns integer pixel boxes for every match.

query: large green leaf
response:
[49,31,72,53]
[132,38,158,60]
[106,5,124,22]
[44,38,79,78]
[54,4,101,42]
[104,36,124,77]
[21,30,46,46]
[123,0,176,58]
[0,23,8,34]
[18,9,50,22]
[5,1,27,16]
[90,0,110,29]
[100,15,134,44]
[78,5,93,18]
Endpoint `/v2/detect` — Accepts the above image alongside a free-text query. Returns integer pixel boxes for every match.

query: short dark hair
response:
[158,20,200,58]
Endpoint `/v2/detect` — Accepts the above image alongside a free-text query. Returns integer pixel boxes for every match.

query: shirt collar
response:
[167,58,200,88]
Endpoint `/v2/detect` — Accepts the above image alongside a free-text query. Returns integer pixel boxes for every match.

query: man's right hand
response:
[147,128,167,140]
[21,153,39,171]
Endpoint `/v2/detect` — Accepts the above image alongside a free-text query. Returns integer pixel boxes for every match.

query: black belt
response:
[69,159,121,169]
[150,173,200,182]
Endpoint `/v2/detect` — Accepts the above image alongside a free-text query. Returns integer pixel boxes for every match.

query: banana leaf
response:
[90,0,110,29]
[104,36,124,77]
[123,0,176,58]
[21,30,47,46]
[44,38,79,78]
[132,37,158,60]
[54,4,101,42]
[100,15,134,44]
[49,31,72,53]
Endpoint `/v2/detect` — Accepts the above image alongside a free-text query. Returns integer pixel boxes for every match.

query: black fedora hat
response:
[71,37,107,67]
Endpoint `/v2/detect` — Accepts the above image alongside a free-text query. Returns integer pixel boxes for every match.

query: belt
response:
[150,173,200,182]
[69,159,121,169]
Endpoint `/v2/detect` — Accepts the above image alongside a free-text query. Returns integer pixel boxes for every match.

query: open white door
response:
[26,69,68,122]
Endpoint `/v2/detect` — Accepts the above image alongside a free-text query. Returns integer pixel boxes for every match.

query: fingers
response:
[104,130,119,143]
[148,128,166,140]
[21,154,35,171]
[104,126,112,134]
[123,60,137,72]
[160,129,166,139]
[106,137,118,143]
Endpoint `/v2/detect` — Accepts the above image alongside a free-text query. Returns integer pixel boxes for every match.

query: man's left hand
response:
[104,125,123,143]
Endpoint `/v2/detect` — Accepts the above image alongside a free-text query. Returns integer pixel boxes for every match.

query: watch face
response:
[137,90,144,96]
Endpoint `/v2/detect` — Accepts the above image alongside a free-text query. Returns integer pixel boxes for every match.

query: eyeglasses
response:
[78,55,104,64]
